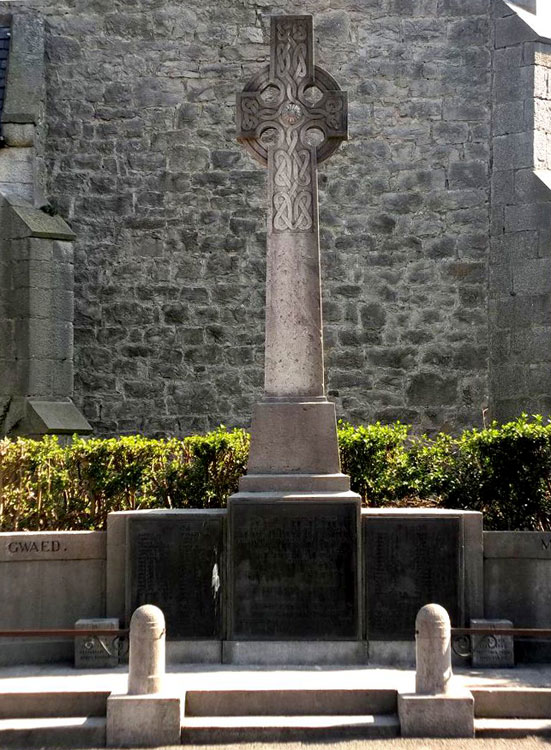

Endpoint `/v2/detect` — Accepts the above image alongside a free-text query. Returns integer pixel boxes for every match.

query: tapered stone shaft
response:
[265,230,324,399]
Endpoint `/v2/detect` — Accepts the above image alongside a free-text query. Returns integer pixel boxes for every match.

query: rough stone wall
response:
[489,3,551,422]
[0,25,9,131]
[0,0,493,436]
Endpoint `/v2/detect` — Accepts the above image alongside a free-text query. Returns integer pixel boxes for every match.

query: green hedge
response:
[1,415,551,531]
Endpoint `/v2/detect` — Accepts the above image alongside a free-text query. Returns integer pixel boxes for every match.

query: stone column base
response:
[106,694,182,747]
[398,689,474,738]
[245,400,341,476]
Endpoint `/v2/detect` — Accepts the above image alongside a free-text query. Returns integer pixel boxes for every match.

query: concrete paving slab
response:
[0,663,551,695]
[41,738,551,749]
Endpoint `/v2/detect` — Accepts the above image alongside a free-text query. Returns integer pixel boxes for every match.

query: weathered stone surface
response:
[488,24,551,423]
[1,14,44,125]
[107,695,182,748]
[484,530,551,662]
[0,0,497,436]
[398,691,475,738]
[0,530,105,665]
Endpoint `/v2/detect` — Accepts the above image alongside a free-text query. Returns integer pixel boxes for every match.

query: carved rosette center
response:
[280,102,303,127]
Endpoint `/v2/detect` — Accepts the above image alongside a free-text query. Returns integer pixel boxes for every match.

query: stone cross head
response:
[237,15,348,234]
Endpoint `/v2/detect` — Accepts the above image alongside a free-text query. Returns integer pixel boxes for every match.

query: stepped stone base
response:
[181,714,399,743]
[246,400,341,475]
[106,694,181,748]
[398,689,475,738]
[0,717,105,748]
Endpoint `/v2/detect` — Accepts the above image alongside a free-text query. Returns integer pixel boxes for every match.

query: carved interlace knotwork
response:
[236,15,348,234]
[271,18,313,231]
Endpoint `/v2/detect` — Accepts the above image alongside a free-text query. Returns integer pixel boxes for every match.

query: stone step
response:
[475,718,551,737]
[0,716,106,747]
[473,688,551,718]
[0,691,109,719]
[180,713,399,743]
[184,688,397,717]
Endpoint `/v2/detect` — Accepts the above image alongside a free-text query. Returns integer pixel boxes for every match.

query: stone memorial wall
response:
[2,519,551,665]
[0,531,106,664]
[484,531,551,661]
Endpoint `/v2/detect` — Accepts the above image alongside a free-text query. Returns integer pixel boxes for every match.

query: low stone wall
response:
[0,531,106,664]
[1,525,550,666]
[484,530,551,661]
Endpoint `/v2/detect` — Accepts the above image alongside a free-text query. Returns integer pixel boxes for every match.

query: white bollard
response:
[128,604,166,695]
[398,603,474,738]
[415,603,452,695]
[107,605,181,747]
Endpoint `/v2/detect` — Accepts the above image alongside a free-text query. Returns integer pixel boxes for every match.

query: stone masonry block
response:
[406,372,458,406]
[493,45,522,74]
[534,43,551,70]
[0,149,34,185]
[493,102,526,136]
[515,169,551,201]
[494,133,534,170]
[534,66,551,100]
[494,65,533,106]
[534,131,550,169]
[24,359,53,397]
[471,618,514,668]
[51,360,74,398]
[513,293,551,326]
[106,695,182,748]
[489,263,513,294]
[2,14,45,125]
[527,363,551,393]
[52,239,74,265]
[505,203,551,232]
[535,100,551,132]
[75,618,119,668]
[443,99,487,123]
[398,690,475,738]
[495,14,541,49]
[514,258,551,294]
[448,161,487,189]
[439,0,490,15]
[494,230,539,262]
[491,170,515,205]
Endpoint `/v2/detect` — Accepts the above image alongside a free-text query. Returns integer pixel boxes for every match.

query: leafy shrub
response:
[0,427,249,531]
[437,415,551,530]
[2,416,551,531]
[338,420,413,506]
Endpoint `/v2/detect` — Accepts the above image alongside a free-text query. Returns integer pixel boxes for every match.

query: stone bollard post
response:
[398,603,474,738]
[106,605,181,748]
[128,604,166,695]
[415,603,452,695]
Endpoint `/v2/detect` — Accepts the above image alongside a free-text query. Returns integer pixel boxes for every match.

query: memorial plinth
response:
[229,15,362,652]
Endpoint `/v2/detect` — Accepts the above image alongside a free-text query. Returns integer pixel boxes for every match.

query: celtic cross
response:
[237,15,348,401]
